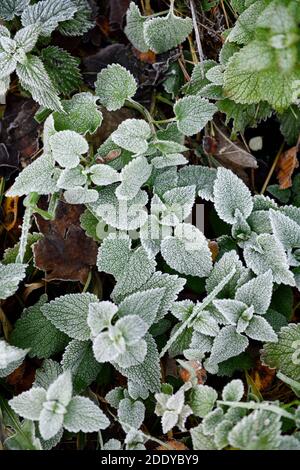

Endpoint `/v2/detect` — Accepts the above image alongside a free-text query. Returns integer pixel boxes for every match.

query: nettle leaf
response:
[222,379,244,402]
[16,55,63,112]
[41,293,97,341]
[41,46,82,96]
[174,96,217,136]
[0,340,28,378]
[261,323,300,381]
[116,156,152,200]
[153,185,196,226]
[213,167,253,224]
[245,315,277,342]
[191,423,217,450]
[64,396,109,433]
[0,75,10,95]
[269,209,300,252]
[15,24,40,53]
[21,0,77,36]
[205,251,245,298]
[161,223,213,277]
[96,64,137,111]
[53,92,102,135]
[9,387,47,421]
[0,0,30,20]
[61,340,101,393]
[206,326,249,372]
[118,398,145,430]
[11,295,69,359]
[124,2,149,52]
[111,119,151,154]
[93,184,148,231]
[227,0,268,45]
[64,187,99,205]
[118,288,166,327]
[58,0,94,37]
[0,263,26,300]
[188,385,218,418]
[152,153,188,169]
[89,164,121,186]
[144,7,193,54]
[235,271,273,315]
[178,165,216,201]
[49,131,88,169]
[244,234,295,286]
[228,410,281,450]
[34,360,62,389]
[57,166,87,190]
[140,214,171,257]
[88,301,118,338]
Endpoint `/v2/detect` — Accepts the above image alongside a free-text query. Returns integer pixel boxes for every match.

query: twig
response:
[260,141,285,194]
[189,0,205,76]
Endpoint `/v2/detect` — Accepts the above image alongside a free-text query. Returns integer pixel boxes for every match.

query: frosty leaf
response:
[111,119,151,154]
[0,53,17,80]
[64,396,109,433]
[207,326,249,371]
[191,423,217,450]
[222,379,244,402]
[153,166,179,196]
[124,2,149,52]
[154,186,196,226]
[53,93,101,136]
[94,184,148,231]
[205,250,245,298]
[87,301,117,339]
[116,156,152,200]
[161,223,212,277]
[34,360,62,389]
[206,65,224,86]
[103,439,122,450]
[96,234,131,280]
[193,307,220,337]
[174,96,217,136]
[140,214,168,257]
[0,0,29,20]
[61,340,102,393]
[64,187,99,204]
[243,234,295,286]
[39,409,63,441]
[213,299,251,328]
[14,25,40,53]
[202,408,224,435]
[118,288,166,327]
[0,340,28,378]
[21,0,77,36]
[58,0,94,37]
[9,388,46,420]
[261,323,300,381]
[106,387,125,409]
[269,209,300,252]
[178,165,217,201]
[188,385,217,418]
[16,55,63,112]
[214,420,234,450]
[228,410,281,450]
[213,167,253,224]
[152,153,188,169]
[144,8,193,54]
[41,293,97,341]
[245,315,277,342]
[46,371,73,406]
[49,130,88,169]
[41,46,82,96]
[0,75,10,95]
[118,398,145,430]
[96,64,137,111]
[227,0,268,45]
[153,140,187,154]
[235,271,273,315]
[5,420,42,451]
[57,166,87,190]
[0,263,26,300]
[11,295,69,359]
[89,164,121,186]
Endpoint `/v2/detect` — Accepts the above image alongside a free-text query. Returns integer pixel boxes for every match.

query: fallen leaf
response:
[250,361,276,392]
[208,240,219,262]
[157,439,188,450]
[33,200,98,284]
[133,49,156,64]
[2,196,19,231]
[6,361,36,393]
[179,360,207,385]
[277,145,299,189]
[109,0,130,29]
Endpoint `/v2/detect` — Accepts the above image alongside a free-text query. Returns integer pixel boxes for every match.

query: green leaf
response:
[111,119,151,154]
[21,0,77,36]
[118,398,145,430]
[261,323,300,381]
[0,340,28,378]
[174,96,217,136]
[188,385,218,418]
[124,2,149,52]
[16,55,63,112]
[227,0,268,45]
[41,293,97,341]
[116,156,152,200]
[11,295,69,359]
[235,271,273,315]
[95,64,137,111]
[0,0,30,20]
[206,325,249,372]
[191,423,217,450]
[222,379,244,402]
[178,165,217,201]
[34,360,62,389]
[144,8,193,54]
[279,105,300,145]
[58,0,94,37]
[40,46,82,96]
[9,388,46,420]
[64,396,109,433]
[49,130,88,168]
[0,263,26,300]
[118,288,166,327]
[5,419,42,450]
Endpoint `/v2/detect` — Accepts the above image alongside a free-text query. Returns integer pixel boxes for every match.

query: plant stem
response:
[125,99,156,134]
[217,400,296,421]
[260,142,285,194]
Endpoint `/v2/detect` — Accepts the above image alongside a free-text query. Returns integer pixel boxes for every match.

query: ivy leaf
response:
[61,340,102,393]
[118,398,145,430]
[188,385,217,418]
[222,379,244,402]
[161,223,213,277]
[0,0,30,20]
[58,0,94,37]
[124,2,149,52]
[21,0,77,36]
[213,167,253,224]
[174,96,217,136]
[0,340,28,378]
[16,55,63,112]
[11,295,69,359]
[95,64,137,111]
[111,119,151,154]
[41,46,82,96]
[144,7,193,54]
[244,234,295,286]
[41,293,97,341]
[116,156,152,200]
[235,271,273,315]
[49,130,88,168]
[206,326,249,372]
[64,396,109,433]
[0,263,26,300]
[261,323,300,381]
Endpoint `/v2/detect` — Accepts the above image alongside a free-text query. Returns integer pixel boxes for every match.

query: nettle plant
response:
[1,0,300,451]
[0,0,93,110]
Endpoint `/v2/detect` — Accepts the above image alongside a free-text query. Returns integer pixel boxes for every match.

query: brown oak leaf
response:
[277,145,299,189]
[33,200,98,284]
